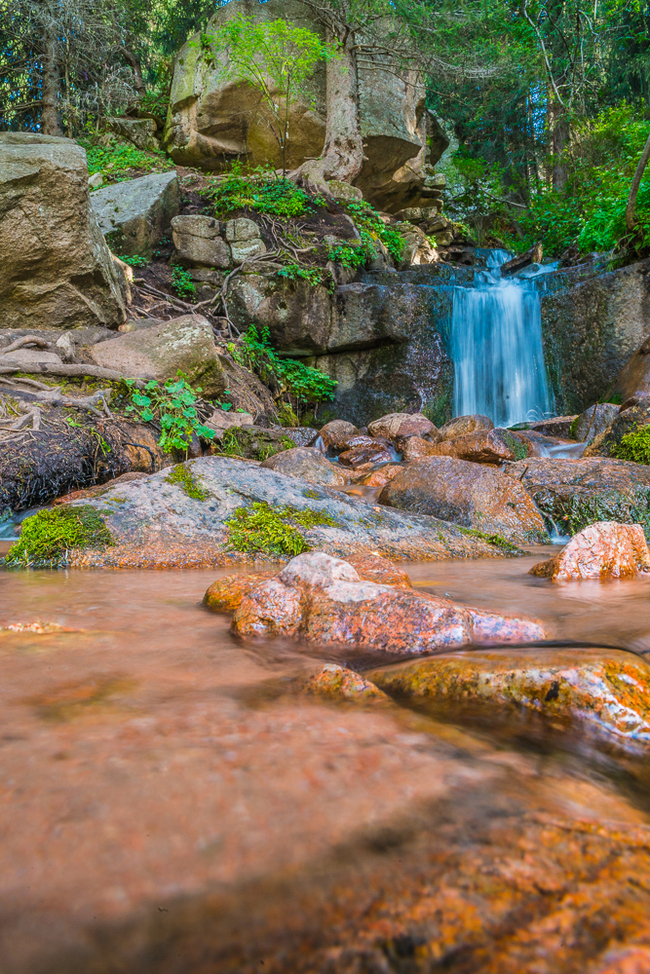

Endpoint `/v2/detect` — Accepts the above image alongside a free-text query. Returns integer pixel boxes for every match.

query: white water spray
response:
[450,251,553,427]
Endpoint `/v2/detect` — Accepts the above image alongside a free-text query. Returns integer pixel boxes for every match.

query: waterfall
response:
[450,251,553,427]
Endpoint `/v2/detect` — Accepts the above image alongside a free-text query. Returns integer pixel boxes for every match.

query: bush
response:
[208,163,324,218]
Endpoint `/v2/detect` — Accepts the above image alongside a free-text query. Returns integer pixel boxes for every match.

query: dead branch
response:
[0,364,149,386]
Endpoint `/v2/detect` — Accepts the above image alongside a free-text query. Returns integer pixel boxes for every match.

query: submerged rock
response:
[530,522,650,580]
[231,552,545,651]
[504,457,650,538]
[67,456,515,568]
[368,647,650,750]
[379,457,549,545]
[261,447,350,487]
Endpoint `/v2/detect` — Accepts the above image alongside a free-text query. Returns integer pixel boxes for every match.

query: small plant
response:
[341,199,405,264]
[612,425,650,465]
[81,138,170,182]
[225,501,335,556]
[208,164,322,219]
[277,264,326,287]
[326,243,368,268]
[219,427,295,461]
[5,506,114,569]
[171,266,197,298]
[240,325,337,405]
[165,463,210,500]
[122,377,220,454]
[118,254,149,267]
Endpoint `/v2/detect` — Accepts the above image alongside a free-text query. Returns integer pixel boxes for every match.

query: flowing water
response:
[2,555,650,969]
[450,251,554,426]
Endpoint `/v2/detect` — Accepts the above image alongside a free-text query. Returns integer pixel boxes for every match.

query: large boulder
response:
[91,171,180,258]
[530,521,650,580]
[62,456,522,568]
[230,552,544,650]
[0,132,127,330]
[162,0,446,213]
[379,457,549,545]
[427,427,531,465]
[572,403,620,443]
[606,332,650,404]
[89,315,226,397]
[504,457,650,538]
[368,647,650,751]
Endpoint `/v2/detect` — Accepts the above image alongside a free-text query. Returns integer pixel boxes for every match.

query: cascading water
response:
[450,250,553,427]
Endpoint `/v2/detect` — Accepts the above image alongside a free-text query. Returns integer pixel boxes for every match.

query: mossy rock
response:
[218,426,296,461]
[4,505,114,569]
[225,501,336,557]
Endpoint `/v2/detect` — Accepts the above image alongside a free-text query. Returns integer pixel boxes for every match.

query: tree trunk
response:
[550,101,569,190]
[122,48,147,98]
[625,132,650,232]
[290,31,364,194]
[41,28,62,136]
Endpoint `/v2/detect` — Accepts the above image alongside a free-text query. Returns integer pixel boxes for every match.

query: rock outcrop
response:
[91,171,180,259]
[0,132,127,330]
[62,456,520,568]
[260,447,351,487]
[530,521,650,580]
[162,0,447,213]
[504,457,650,538]
[379,457,549,544]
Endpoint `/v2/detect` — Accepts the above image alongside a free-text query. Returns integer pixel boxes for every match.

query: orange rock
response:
[345,552,411,587]
[593,947,650,974]
[299,664,388,701]
[401,436,440,460]
[231,552,544,652]
[530,521,650,580]
[203,571,275,612]
[318,420,358,451]
[354,464,402,489]
[338,444,392,468]
[439,413,494,439]
[428,427,530,464]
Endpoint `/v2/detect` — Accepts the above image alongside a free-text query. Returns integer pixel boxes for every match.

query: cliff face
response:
[162,0,448,213]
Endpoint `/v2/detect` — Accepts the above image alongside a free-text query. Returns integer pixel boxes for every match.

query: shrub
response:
[208,163,324,218]
[238,325,337,405]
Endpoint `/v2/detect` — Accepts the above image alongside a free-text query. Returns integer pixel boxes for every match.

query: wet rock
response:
[318,420,358,452]
[439,414,494,440]
[299,664,388,701]
[516,429,576,456]
[171,214,230,268]
[428,427,531,465]
[500,241,543,276]
[203,409,254,437]
[338,444,393,468]
[504,457,650,538]
[401,436,440,461]
[0,132,127,331]
[90,315,226,398]
[204,554,411,615]
[368,646,650,750]
[379,457,549,545]
[355,464,403,489]
[530,521,650,580]
[261,448,351,487]
[528,415,578,438]
[367,412,436,442]
[69,456,518,568]
[280,427,319,448]
[91,171,180,259]
[232,552,544,651]
[573,403,620,443]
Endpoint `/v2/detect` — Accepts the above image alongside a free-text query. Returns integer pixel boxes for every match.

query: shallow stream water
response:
[2,553,650,971]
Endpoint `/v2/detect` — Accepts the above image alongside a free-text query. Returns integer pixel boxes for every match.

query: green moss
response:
[500,430,529,461]
[302,487,320,499]
[5,506,114,569]
[611,425,650,465]
[225,502,336,556]
[533,488,650,539]
[165,463,209,500]
[459,527,523,555]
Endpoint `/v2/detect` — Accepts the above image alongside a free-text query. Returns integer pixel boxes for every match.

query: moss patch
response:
[611,426,650,465]
[225,502,336,557]
[500,430,529,461]
[5,506,114,569]
[219,428,296,462]
[165,463,209,500]
[459,527,524,555]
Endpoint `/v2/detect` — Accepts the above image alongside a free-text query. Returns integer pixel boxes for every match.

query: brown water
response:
[2,554,650,972]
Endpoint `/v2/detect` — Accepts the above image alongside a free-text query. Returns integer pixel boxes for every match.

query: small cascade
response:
[450,250,553,427]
